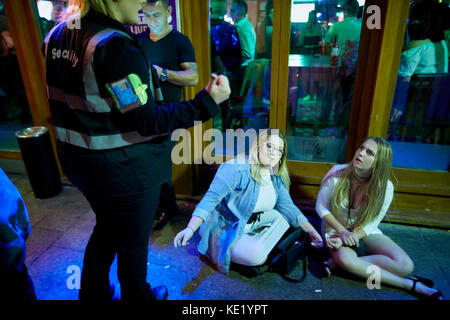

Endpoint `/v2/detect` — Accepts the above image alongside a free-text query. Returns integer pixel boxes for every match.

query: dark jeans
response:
[79,186,161,301]
[0,264,37,301]
[341,72,356,105]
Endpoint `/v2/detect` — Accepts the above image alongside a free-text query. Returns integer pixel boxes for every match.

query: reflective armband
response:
[106,73,148,113]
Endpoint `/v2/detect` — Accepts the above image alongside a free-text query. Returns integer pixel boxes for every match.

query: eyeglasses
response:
[265,142,284,156]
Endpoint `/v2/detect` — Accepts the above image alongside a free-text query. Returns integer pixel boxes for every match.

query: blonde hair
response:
[248,129,291,189]
[60,0,120,21]
[330,137,394,229]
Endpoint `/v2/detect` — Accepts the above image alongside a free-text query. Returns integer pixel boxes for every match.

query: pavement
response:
[5,172,450,301]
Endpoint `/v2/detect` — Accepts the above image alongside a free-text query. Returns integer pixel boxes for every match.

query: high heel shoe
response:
[319,261,333,278]
[410,278,444,300]
[407,275,434,288]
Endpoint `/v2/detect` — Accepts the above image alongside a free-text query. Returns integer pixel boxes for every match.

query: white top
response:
[398,40,448,77]
[235,16,256,67]
[315,164,394,237]
[252,174,276,213]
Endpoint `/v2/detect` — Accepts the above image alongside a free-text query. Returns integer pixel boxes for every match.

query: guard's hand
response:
[205,73,231,105]
[173,227,194,248]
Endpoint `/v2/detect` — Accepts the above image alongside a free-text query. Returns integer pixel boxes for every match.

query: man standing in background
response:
[324,0,361,102]
[140,0,199,230]
[230,0,256,68]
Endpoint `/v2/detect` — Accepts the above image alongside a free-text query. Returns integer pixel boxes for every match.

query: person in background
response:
[315,136,443,300]
[324,0,361,102]
[43,0,230,301]
[263,0,273,59]
[230,0,256,69]
[0,168,37,301]
[140,0,199,230]
[210,0,241,76]
[298,10,322,54]
[210,0,242,130]
[390,0,448,123]
[174,129,323,275]
[297,10,322,102]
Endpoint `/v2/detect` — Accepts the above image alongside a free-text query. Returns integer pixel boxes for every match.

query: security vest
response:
[44,17,163,151]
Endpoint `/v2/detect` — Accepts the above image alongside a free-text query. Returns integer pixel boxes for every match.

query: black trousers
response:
[79,186,161,301]
[157,180,180,217]
[341,72,356,105]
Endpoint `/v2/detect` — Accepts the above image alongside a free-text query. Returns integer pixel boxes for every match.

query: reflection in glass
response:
[0,2,33,151]
[210,0,273,156]
[36,0,70,39]
[387,0,449,171]
[286,0,363,163]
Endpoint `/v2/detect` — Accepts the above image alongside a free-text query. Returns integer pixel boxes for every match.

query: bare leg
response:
[359,234,414,277]
[330,246,440,298]
[231,210,289,266]
[331,247,410,289]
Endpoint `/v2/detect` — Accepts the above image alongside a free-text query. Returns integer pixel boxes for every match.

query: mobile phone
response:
[106,74,148,113]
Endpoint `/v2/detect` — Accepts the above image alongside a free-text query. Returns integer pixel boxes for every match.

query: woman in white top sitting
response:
[316,136,443,300]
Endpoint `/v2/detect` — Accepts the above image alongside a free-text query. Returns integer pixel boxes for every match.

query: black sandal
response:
[407,275,434,288]
[410,278,444,300]
[320,262,332,278]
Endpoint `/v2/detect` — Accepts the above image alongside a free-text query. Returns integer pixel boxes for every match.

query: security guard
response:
[43,0,230,301]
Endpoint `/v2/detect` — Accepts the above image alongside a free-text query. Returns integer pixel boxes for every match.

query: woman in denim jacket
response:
[174,129,323,274]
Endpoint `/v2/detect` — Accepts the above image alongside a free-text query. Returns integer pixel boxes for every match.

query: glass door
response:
[209,0,274,156]
[285,0,364,163]
[386,0,449,171]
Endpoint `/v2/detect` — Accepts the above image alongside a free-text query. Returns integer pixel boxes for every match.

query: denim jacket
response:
[193,158,308,274]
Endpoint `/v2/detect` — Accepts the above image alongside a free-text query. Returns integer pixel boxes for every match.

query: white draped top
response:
[315,164,394,237]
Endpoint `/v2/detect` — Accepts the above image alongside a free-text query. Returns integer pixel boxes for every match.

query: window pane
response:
[210,0,273,154]
[386,0,449,171]
[0,1,33,151]
[286,0,363,163]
